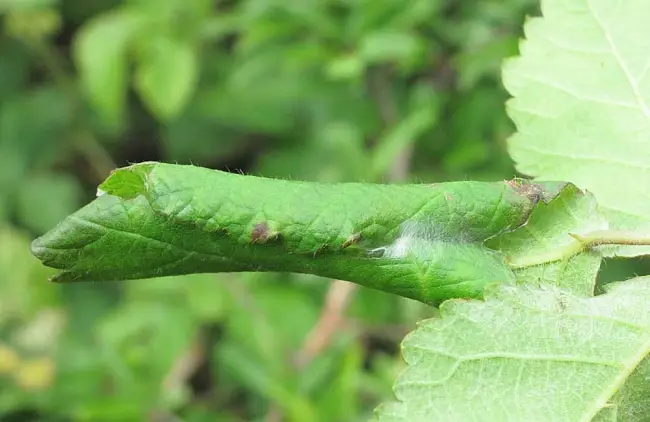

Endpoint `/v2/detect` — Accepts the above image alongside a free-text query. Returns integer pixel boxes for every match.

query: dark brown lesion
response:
[250,222,279,244]
[505,178,573,205]
[505,179,545,205]
[312,243,328,257]
[341,232,362,249]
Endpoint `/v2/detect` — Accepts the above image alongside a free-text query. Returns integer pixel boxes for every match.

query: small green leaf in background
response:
[374,278,650,422]
[455,36,519,91]
[0,226,57,319]
[502,0,650,256]
[370,90,439,178]
[4,6,61,42]
[0,39,31,99]
[0,0,57,13]
[134,35,199,120]
[73,9,140,125]
[161,101,243,164]
[326,54,364,81]
[0,86,74,208]
[359,31,424,67]
[16,173,84,234]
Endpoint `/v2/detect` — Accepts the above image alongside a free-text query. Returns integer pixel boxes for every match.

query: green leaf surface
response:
[31,162,570,304]
[373,277,650,422]
[603,355,650,421]
[134,35,198,120]
[503,0,650,257]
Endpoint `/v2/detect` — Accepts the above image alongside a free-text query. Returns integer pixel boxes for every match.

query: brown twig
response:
[294,280,358,368]
[161,331,207,393]
[346,320,412,343]
[264,280,358,422]
[388,145,413,182]
[150,334,206,422]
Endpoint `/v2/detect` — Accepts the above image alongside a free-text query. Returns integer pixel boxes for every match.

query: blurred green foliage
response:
[0,0,555,420]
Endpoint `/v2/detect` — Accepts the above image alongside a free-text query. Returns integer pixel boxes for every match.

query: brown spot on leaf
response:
[312,243,328,257]
[505,179,545,204]
[342,232,362,249]
[251,222,274,244]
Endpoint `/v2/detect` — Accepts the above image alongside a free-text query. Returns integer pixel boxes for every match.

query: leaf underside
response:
[373,278,650,422]
[503,0,650,258]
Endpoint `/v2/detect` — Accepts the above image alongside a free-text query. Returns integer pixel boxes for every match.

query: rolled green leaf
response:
[30,162,567,304]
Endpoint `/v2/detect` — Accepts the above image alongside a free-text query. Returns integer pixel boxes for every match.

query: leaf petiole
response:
[570,230,650,248]
[505,240,584,269]
[506,230,650,269]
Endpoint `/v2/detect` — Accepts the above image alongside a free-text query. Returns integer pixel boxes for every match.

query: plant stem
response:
[570,230,650,247]
[506,241,585,269]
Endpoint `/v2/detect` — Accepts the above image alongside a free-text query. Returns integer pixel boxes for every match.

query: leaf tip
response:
[29,236,46,261]
[48,271,76,284]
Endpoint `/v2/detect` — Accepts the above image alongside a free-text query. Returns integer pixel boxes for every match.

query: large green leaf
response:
[374,277,650,421]
[30,162,582,305]
[503,0,650,257]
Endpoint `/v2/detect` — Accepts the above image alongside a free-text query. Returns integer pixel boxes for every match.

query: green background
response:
[4,0,634,421]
